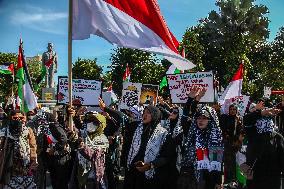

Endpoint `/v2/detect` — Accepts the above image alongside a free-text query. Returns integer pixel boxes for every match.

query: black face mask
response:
[9,120,23,135]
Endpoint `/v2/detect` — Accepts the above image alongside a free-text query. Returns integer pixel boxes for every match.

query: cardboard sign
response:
[57,77,102,106]
[221,95,250,116]
[120,82,142,110]
[140,84,159,105]
[167,71,214,103]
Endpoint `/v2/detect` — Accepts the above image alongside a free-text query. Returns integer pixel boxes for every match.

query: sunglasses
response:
[12,116,25,121]
[170,109,179,114]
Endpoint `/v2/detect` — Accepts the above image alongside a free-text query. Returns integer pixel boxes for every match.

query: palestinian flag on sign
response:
[123,63,131,82]
[35,54,55,90]
[0,62,14,75]
[16,39,38,113]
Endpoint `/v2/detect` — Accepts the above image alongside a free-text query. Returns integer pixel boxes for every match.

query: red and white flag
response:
[72,0,195,71]
[219,63,244,104]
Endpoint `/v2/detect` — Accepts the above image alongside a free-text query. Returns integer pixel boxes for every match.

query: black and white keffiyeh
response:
[127,123,168,179]
[165,107,183,138]
[256,117,275,134]
[182,106,223,180]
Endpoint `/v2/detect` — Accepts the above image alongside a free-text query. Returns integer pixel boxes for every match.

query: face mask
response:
[86,122,98,133]
[28,115,35,121]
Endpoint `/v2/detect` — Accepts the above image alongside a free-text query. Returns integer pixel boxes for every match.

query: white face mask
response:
[86,122,98,133]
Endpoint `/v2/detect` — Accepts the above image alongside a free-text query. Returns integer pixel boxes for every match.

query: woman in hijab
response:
[219,104,243,184]
[179,106,223,189]
[70,111,109,189]
[123,105,169,189]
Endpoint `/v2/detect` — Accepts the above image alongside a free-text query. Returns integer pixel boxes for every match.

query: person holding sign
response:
[178,87,223,189]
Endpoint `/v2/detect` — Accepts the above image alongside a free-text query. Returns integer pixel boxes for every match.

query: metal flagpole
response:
[68,0,73,131]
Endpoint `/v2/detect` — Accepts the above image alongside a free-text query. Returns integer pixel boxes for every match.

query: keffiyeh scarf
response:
[182,106,223,181]
[127,123,168,179]
[256,117,275,134]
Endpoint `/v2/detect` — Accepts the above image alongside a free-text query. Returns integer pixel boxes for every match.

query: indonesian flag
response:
[72,0,195,71]
[219,63,244,105]
[0,63,14,75]
[123,64,130,82]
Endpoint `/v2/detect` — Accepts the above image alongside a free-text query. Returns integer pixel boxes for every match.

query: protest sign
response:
[140,84,159,105]
[57,77,102,106]
[221,95,250,116]
[102,91,118,107]
[120,82,142,110]
[167,71,214,103]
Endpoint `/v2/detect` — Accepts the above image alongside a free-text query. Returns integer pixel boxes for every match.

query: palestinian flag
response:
[123,64,131,82]
[16,40,38,113]
[35,55,54,90]
[159,64,181,90]
[0,62,14,75]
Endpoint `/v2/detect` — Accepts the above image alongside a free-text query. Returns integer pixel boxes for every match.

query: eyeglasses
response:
[11,116,25,121]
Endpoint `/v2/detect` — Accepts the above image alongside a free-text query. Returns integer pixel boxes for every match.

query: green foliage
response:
[182,0,270,98]
[110,48,165,96]
[72,58,103,80]
[181,26,205,71]
[0,52,17,103]
[26,58,44,96]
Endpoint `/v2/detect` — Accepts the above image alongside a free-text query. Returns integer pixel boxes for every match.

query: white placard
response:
[167,71,214,103]
[120,82,142,110]
[57,77,102,106]
[221,95,250,116]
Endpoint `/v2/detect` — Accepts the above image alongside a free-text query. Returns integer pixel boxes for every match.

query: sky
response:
[0,0,283,81]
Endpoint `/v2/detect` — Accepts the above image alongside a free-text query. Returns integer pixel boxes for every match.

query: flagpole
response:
[68,0,73,131]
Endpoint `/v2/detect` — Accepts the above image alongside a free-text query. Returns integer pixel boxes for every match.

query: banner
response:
[140,84,159,105]
[120,82,142,110]
[57,77,102,106]
[221,95,250,116]
[167,71,214,103]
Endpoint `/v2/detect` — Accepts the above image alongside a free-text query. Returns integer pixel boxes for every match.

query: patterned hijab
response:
[182,106,223,180]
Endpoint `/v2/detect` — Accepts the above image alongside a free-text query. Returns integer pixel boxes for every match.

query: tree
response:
[0,52,42,103]
[72,58,103,80]
[182,0,270,97]
[110,48,165,96]
[0,52,17,103]
[180,26,205,71]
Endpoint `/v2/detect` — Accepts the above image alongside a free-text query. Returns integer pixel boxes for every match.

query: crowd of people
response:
[0,87,283,189]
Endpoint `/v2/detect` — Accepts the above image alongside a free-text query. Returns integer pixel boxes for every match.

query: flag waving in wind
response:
[0,62,14,75]
[72,0,195,70]
[218,63,244,105]
[16,40,38,113]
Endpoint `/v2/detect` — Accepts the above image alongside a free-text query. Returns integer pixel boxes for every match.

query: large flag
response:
[159,64,180,90]
[72,0,195,70]
[0,62,14,75]
[218,63,244,104]
[16,40,38,113]
[123,64,131,82]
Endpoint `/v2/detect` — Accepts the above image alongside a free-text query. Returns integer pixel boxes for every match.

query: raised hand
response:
[98,97,106,111]
[157,96,165,105]
[195,87,207,101]
[188,86,200,98]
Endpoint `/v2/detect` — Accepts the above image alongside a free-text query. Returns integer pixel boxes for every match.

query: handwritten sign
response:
[167,71,214,103]
[221,95,250,116]
[120,82,142,110]
[57,77,102,106]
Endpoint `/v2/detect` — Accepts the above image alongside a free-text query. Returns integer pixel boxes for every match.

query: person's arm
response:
[243,110,262,127]
[28,128,37,162]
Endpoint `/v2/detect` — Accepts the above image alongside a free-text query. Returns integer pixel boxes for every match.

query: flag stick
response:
[68,0,73,131]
